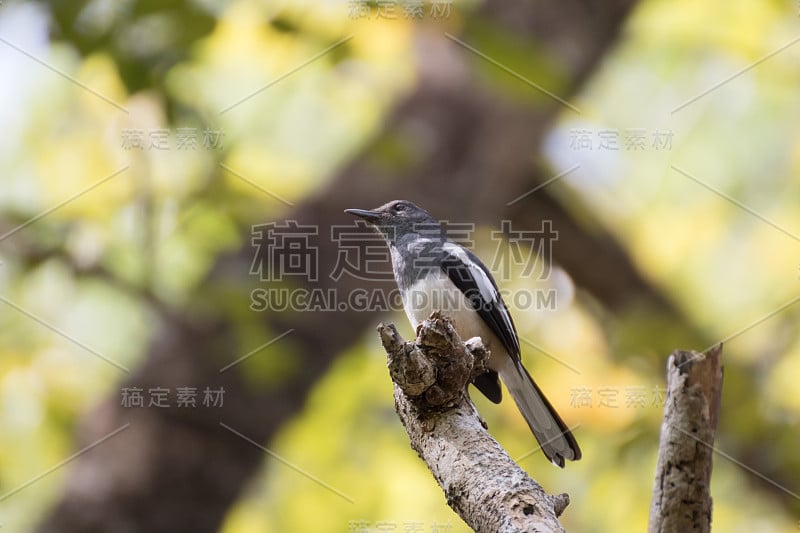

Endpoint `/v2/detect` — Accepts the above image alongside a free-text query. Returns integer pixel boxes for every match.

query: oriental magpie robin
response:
[345,200,581,467]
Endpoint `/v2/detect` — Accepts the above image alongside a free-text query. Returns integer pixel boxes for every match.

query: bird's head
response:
[345,200,441,244]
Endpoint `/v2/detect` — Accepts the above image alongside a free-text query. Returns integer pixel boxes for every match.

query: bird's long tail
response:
[498,358,581,468]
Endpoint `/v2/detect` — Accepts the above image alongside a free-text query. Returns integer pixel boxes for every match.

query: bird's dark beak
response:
[344,208,381,223]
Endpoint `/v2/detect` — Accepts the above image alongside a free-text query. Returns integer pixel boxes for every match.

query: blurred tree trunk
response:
[37,2,660,532]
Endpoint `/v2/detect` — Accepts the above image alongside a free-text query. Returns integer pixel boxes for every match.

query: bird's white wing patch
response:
[442,242,498,304]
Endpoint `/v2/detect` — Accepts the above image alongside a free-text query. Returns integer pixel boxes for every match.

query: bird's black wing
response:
[439,243,522,403]
[439,242,522,358]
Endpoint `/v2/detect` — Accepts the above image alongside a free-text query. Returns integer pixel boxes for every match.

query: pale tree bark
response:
[649,345,723,533]
[381,320,726,532]
[378,313,569,533]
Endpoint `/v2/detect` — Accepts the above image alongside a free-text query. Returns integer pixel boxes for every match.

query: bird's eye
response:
[393,203,406,212]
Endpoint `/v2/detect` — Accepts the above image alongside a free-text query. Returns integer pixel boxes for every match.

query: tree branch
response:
[378,312,569,533]
[649,344,724,533]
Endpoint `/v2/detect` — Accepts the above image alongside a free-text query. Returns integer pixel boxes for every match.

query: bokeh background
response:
[1,0,799,531]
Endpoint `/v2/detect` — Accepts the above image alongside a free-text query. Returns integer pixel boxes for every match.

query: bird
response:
[345,199,581,467]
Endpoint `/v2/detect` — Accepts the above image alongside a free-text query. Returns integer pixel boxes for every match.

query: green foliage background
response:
[0,0,799,531]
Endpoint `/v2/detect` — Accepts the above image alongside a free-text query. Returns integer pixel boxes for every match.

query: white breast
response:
[401,271,505,367]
